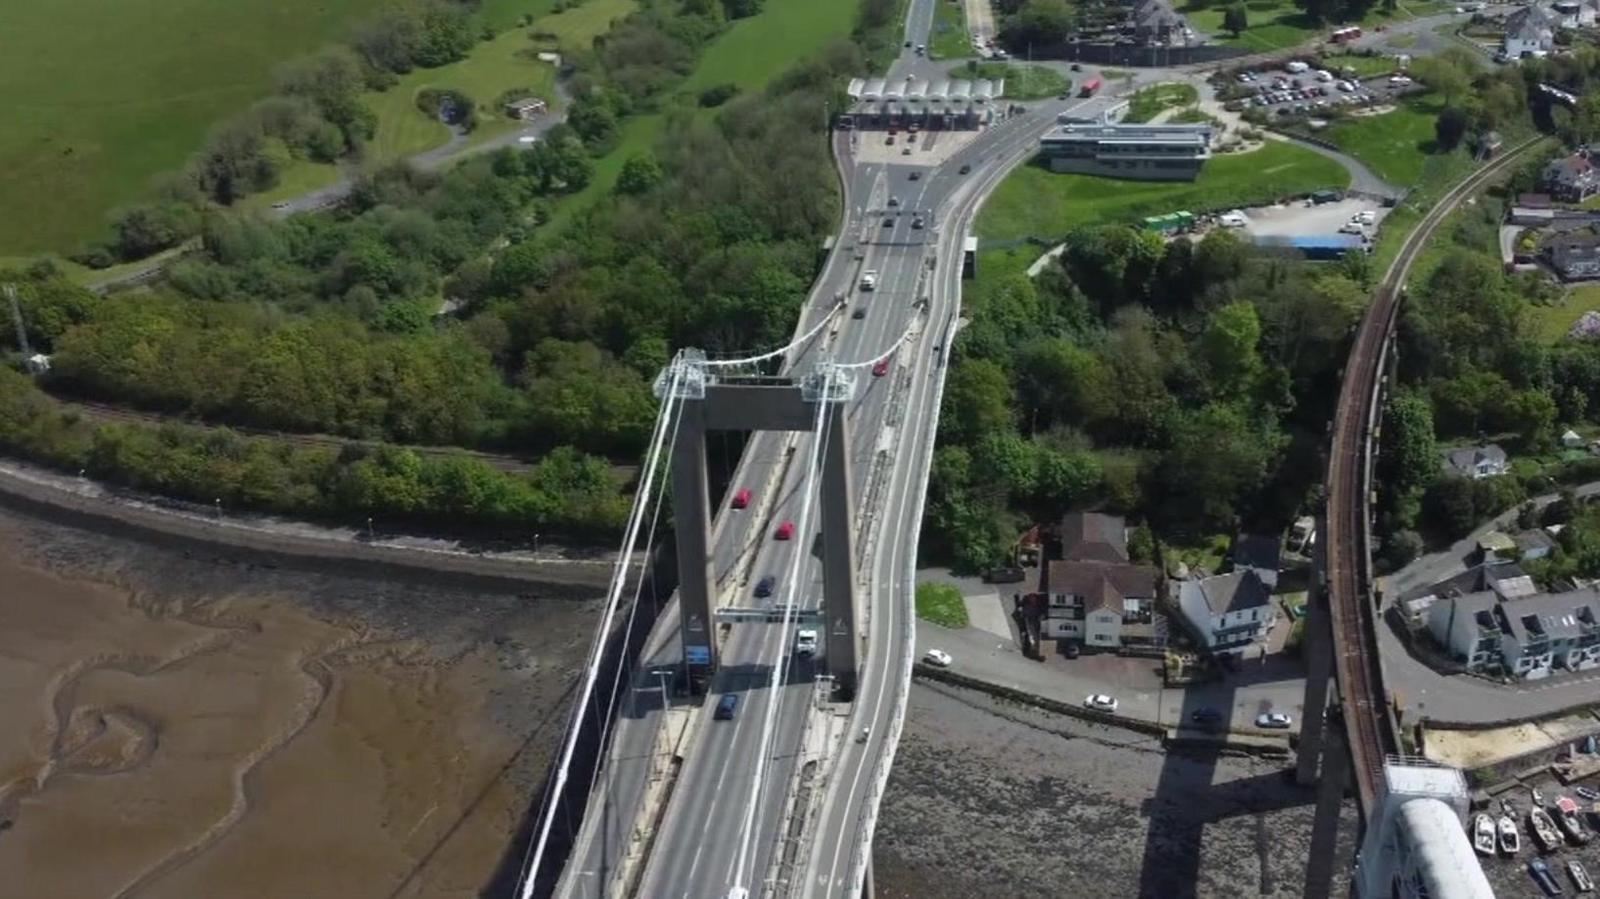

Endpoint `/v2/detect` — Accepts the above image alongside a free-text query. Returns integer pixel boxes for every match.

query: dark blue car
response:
[754,575,776,598]
[714,693,740,720]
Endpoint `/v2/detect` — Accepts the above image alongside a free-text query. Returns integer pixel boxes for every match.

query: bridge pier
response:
[1304,721,1350,899]
[658,353,863,696]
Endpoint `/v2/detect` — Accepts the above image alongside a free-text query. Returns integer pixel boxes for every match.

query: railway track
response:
[1325,136,1547,815]
[62,399,640,482]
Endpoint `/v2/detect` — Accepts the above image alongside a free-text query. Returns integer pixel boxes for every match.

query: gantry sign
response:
[656,350,863,698]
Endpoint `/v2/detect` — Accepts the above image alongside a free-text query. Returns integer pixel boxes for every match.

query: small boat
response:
[1556,796,1592,845]
[1500,810,1521,855]
[1533,857,1565,897]
[1532,806,1565,852]
[1473,813,1496,855]
[1571,859,1596,894]
[1535,786,1547,808]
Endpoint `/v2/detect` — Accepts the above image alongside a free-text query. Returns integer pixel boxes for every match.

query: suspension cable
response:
[703,300,843,369]
[518,369,686,898]
[731,367,837,892]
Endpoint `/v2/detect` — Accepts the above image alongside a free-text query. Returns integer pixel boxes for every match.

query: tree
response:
[1422,475,1478,539]
[1223,3,1248,36]
[942,359,1016,444]
[1382,529,1424,570]
[1435,105,1469,151]
[616,153,663,195]
[1200,301,1262,399]
[1380,390,1438,498]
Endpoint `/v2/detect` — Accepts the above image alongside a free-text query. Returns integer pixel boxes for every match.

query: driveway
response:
[1378,480,1600,724]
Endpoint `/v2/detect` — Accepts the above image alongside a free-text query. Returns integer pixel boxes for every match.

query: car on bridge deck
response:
[923,648,952,667]
[909,171,921,181]
[1085,694,1119,713]
[731,487,752,509]
[714,693,740,720]
[754,575,776,598]
[774,521,795,540]
[795,629,818,657]
[1256,712,1293,729]
[872,358,891,377]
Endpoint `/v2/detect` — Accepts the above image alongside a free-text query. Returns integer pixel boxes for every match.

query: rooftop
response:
[1231,534,1281,575]
[1046,559,1159,602]
[1181,569,1272,617]
[1042,122,1211,146]
[1059,512,1128,563]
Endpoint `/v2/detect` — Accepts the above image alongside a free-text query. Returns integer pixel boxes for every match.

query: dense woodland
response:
[927,225,1375,570]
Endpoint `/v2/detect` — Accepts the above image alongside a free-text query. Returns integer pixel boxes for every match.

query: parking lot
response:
[1236,196,1389,240]
[1226,60,1420,122]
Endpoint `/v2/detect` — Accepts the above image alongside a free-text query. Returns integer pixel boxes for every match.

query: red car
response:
[774,521,795,540]
[731,488,752,509]
[872,358,891,377]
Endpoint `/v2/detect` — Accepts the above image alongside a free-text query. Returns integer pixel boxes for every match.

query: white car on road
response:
[1256,711,1293,729]
[1084,694,1119,713]
[923,648,953,667]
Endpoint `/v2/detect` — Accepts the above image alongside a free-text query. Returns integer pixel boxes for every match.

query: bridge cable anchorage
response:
[701,299,845,370]
[517,366,688,899]
[581,374,688,813]
[731,364,842,896]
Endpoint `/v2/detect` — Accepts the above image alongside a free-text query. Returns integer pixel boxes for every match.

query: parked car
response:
[1190,708,1223,725]
[775,520,795,540]
[923,648,953,667]
[1355,210,1376,225]
[754,575,776,598]
[715,693,740,720]
[1218,209,1247,228]
[1256,711,1293,729]
[1085,694,1119,713]
[731,487,752,509]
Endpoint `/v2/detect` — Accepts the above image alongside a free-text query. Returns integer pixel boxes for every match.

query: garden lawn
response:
[533,0,640,52]
[1321,95,1444,185]
[915,583,970,628]
[950,63,1069,100]
[1529,286,1600,344]
[977,141,1351,245]
[1318,50,1403,78]
[929,0,971,59]
[0,0,393,256]
[1126,83,1199,123]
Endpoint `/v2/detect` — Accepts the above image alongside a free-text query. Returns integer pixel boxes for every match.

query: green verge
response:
[1185,0,1415,52]
[0,0,394,256]
[916,582,971,628]
[929,0,970,60]
[950,62,1070,100]
[1125,83,1200,123]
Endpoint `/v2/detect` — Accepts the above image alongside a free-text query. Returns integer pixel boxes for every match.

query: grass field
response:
[1321,95,1443,185]
[915,583,971,629]
[1125,83,1199,123]
[929,0,971,59]
[1529,286,1600,344]
[978,141,1351,245]
[0,0,397,256]
[1185,0,1414,52]
[683,0,857,94]
[1318,50,1402,78]
[951,62,1069,100]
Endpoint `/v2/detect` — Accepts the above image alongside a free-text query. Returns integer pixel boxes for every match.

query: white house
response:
[1505,5,1555,59]
[1426,587,1600,679]
[1444,444,1508,479]
[1175,569,1277,655]
[1043,558,1160,648]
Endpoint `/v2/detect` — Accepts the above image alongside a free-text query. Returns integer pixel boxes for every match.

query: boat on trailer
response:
[1499,808,1521,855]
[1473,813,1496,856]
[1531,806,1564,853]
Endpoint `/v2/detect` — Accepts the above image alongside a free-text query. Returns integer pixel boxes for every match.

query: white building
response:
[1174,569,1276,654]
[1504,5,1555,59]
[1426,585,1600,679]
[1037,122,1212,181]
[1443,444,1507,479]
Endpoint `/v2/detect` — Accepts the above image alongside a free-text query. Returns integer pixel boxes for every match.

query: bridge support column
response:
[821,402,860,699]
[1305,722,1349,899]
[1295,514,1333,787]
[862,857,875,899]
[669,402,718,686]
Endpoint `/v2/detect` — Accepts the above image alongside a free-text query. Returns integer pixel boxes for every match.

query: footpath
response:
[0,457,618,593]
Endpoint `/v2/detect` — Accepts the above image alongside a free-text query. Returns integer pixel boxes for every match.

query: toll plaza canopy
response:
[843,76,1007,130]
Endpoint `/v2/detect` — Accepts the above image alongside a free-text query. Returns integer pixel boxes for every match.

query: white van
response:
[1315,69,1334,82]
[1218,209,1248,228]
[1285,60,1310,74]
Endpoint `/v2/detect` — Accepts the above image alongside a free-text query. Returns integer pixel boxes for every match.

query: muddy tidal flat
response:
[0,507,594,898]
